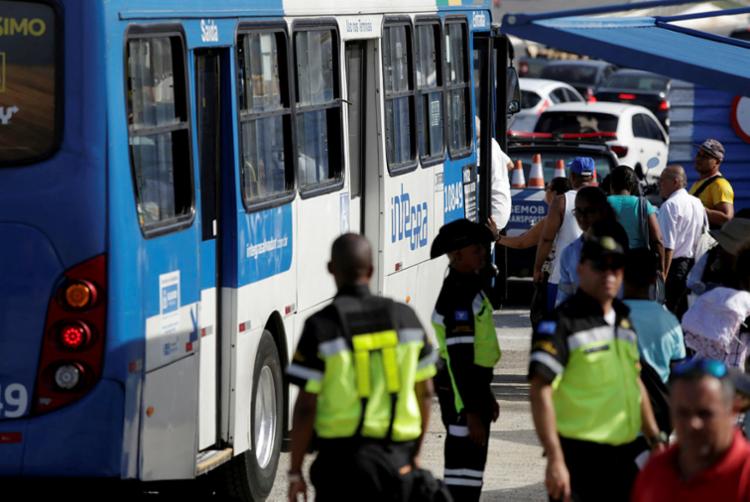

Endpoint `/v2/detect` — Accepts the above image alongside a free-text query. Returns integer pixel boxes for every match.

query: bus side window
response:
[126,33,193,234]
[293,27,344,194]
[237,29,294,209]
[383,20,417,174]
[445,19,472,159]
[415,19,445,166]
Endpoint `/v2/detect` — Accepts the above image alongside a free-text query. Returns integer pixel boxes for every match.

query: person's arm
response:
[657,205,675,278]
[647,213,666,277]
[706,202,734,227]
[413,379,434,465]
[288,391,317,502]
[530,376,571,502]
[497,217,545,249]
[638,378,667,453]
[534,195,564,282]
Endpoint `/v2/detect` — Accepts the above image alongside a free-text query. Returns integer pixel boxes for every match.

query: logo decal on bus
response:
[0,383,28,419]
[0,105,18,125]
[201,19,219,43]
[390,184,428,251]
[472,12,488,29]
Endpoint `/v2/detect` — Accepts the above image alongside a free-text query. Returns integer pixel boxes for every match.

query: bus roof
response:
[109,0,491,19]
[501,0,750,96]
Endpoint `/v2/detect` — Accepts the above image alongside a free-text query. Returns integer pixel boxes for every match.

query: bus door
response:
[194,48,230,451]
[344,32,381,285]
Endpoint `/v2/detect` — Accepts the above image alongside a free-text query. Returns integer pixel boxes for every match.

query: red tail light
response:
[659,99,670,111]
[618,93,636,100]
[610,145,629,158]
[33,255,107,415]
[586,88,596,103]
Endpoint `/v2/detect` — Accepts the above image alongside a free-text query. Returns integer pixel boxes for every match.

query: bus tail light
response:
[33,255,107,415]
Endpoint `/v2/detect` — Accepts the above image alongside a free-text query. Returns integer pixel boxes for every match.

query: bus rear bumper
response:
[0,379,124,477]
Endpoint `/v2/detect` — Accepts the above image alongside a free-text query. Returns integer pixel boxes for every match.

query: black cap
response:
[430,219,494,259]
[580,233,625,265]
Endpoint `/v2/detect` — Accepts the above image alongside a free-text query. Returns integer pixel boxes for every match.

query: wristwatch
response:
[646,431,669,448]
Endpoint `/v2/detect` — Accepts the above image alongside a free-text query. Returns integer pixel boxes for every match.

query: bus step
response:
[196,448,233,476]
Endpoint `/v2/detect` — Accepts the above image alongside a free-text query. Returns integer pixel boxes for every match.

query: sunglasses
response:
[589,255,625,272]
[671,358,728,380]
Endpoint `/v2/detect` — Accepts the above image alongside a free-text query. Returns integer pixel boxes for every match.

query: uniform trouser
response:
[310,439,415,502]
[436,371,490,502]
[665,257,694,320]
[548,436,643,502]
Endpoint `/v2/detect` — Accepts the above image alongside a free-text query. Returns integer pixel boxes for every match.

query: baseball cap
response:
[709,218,750,256]
[697,138,725,162]
[568,157,596,177]
[580,233,625,270]
[430,219,493,259]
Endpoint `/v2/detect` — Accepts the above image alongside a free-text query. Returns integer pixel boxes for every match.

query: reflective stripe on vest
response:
[553,324,641,445]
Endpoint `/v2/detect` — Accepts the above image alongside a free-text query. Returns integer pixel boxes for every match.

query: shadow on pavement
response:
[481,481,547,501]
[490,428,541,448]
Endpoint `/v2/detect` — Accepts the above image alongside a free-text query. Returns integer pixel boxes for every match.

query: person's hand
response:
[492,400,500,422]
[486,217,500,241]
[650,441,667,454]
[466,412,488,447]
[288,473,307,502]
[533,267,544,283]
[545,457,571,502]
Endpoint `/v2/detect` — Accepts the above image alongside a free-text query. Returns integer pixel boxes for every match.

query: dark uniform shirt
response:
[434,270,495,415]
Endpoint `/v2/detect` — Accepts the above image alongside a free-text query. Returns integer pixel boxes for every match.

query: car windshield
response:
[509,149,614,184]
[602,73,668,92]
[541,65,598,84]
[521,90,541,109]
[535,112,619,134]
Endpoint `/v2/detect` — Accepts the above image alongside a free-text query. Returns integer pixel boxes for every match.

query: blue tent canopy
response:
[502,1,750,96]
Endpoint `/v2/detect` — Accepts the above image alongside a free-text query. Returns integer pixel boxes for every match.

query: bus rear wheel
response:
[220,331,283,501]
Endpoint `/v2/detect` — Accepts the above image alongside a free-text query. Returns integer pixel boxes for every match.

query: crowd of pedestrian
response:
[284,136,750,502]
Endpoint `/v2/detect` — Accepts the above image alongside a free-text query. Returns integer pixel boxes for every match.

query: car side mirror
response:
[507,67,521,115]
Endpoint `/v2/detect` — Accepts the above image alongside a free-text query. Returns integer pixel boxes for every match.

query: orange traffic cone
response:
[592,167,599,187]
[511,160,526,189]
[528,153,545,188]
[553,159,566,179]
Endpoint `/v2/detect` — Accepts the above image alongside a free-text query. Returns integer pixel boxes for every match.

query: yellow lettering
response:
[0,17,47,37]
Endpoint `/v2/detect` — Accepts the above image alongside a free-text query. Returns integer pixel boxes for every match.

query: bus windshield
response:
[0,0,58,165]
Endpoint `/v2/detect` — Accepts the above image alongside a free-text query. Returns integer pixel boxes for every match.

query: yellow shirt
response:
[689,176,734,209]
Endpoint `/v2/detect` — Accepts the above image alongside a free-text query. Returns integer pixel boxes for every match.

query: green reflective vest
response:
[307,318,435,442]
[432,293,501,412]
[554,323,642,445]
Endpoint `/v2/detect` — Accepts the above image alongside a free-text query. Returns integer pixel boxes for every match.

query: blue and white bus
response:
[0,0,515,498]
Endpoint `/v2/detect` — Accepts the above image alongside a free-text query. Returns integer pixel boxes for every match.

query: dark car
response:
[516,56,551,78]
[594,69,671,129]
[540,60,617,101]
[493,137,619,301]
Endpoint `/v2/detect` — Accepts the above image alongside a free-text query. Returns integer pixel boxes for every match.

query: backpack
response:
[405,468,454,502]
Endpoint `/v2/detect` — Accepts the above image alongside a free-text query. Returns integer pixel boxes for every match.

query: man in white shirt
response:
[476,117,512,229]
[657,164,708,319]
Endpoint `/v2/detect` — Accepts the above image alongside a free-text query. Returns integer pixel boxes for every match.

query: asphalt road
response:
[269,308,546,502]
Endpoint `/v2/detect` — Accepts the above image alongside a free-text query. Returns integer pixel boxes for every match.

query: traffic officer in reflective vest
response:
[528,231,665,502]
[430,219,501,501]
[287,233,437,502]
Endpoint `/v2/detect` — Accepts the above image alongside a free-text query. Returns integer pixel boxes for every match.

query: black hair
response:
[625,248,659,288]
[547,177,572,195]
[575,186,616,221]
[610,165,639,194]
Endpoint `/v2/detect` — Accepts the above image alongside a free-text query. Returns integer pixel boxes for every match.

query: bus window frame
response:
[445,16,472,160]
[291,19,345,200]
[235,22,297,212]
[414,16,446,168]
[382,16,418,176]
[123,24,196,239]
[0,0,64,168]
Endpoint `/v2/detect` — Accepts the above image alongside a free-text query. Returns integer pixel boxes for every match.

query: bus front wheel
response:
[221,331,283,501]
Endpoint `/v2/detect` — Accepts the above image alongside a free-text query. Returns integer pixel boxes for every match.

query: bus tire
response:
[221,331,283,501]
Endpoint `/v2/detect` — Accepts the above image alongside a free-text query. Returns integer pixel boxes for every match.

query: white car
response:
[510,78,584,132]
[533,102,669,185]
